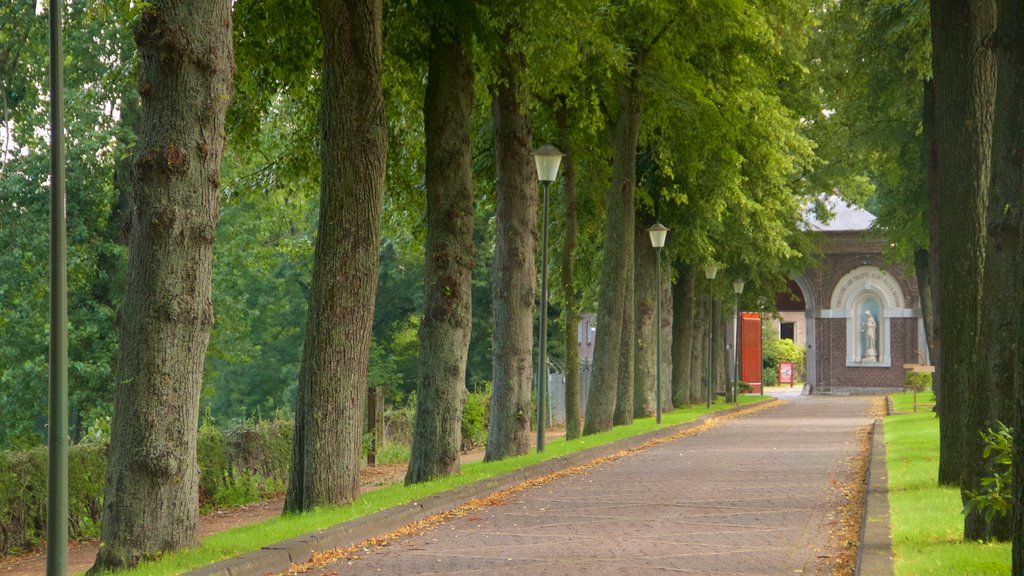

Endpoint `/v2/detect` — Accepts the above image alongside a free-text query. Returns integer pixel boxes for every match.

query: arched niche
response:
[828,266,910,368]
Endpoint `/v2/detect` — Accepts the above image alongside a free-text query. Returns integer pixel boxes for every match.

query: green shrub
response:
[196,415,293,512]
[461,385,490,452]
[0,438,106,556]
[384,393,416,447]
[905,371,932,392]
[0,415,294,557]
[963,422,1013,525]
[762,320,806,386]
[375,442,410,465]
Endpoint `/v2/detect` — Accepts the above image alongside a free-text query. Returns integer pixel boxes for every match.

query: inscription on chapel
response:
[830,267,905,310]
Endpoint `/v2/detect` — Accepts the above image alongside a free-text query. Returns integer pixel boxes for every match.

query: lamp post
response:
[732,279,745,403]
[47,0,69,573]
[647,223,669,424]
[534,144,564,453]
[704,265,717,408]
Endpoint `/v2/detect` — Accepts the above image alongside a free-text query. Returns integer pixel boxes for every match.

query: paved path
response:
[293,395,877,576]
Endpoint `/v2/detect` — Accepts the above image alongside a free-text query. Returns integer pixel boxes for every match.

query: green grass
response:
[890,387,935,413]
[885,392,1010,575]
[107,396,766,576]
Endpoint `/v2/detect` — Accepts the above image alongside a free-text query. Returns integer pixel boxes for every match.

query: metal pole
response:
[733,294,739,403]
[760,312,765,396]
[537,181,550,452]
[655,246,662,424]
[47,0,68,573]
[706,292,713,409]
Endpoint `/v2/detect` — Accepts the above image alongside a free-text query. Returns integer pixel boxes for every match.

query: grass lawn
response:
[885,392,1010,575]
[110,396,767,576]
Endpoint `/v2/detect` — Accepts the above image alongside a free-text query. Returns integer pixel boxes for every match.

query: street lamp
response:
[534,144,564,453]
[647,222,669,424]
[732,279,745,403]
[704,265,717,408]
[47,1,69,574]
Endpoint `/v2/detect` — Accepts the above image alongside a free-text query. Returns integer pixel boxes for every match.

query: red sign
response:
[779,362,794,384]
[739,313,761,384]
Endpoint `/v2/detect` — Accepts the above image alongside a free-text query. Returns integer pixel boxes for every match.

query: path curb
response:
[185,400,773,576]
[855,417,894,575]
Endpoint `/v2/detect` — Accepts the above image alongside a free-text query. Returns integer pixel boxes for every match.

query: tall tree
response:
[633,223,656,417]
[963,0,1022,542]
[584,78,640,433]
[557,102,582,439]
[485,16,537,461]
[930,0,996,487]
[672,264,695,407]
[659,258,673,411]
[690,286,708,405]
[284,0,386,512]
[990,0,1024,564]
[92,0,233,569]
[406,0,477,484]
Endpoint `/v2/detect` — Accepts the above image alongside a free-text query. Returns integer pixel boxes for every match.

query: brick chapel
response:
[773,197,930,393]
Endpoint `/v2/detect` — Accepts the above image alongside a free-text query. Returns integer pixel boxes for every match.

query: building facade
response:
[780,199,929,393]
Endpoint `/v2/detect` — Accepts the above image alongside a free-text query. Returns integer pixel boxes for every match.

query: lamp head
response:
[647,222,669,248]
[534,144,565,183]
[704,265,718,280]
[733,279,745,294]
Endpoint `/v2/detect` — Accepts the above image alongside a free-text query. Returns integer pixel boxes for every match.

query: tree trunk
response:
[583,80,642,435]
[284,0,386,513]
[92,1,233,570]
[913,248,935,366]
[557,102,581,440]
[930,0,996,487]
[923,80,943,412]
[485,34,536,462]
[993,5,1024,569]
[714,299,727,399]
[614,252,636,425]
[964,0,1022,542]
[672,264,695,407]
[406,22,475,484]
[633,225,656,418]
[690,287,707,405]
[660,260,674,411]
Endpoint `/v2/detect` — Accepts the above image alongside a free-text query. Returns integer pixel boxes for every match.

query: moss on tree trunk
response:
[284,0,386,513]
[406,20,475,484]
[93,1,233,570]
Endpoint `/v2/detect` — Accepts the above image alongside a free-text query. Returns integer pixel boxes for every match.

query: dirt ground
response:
[0,429,565,576]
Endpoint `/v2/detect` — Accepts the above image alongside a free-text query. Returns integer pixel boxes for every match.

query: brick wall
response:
[815,317,917,390]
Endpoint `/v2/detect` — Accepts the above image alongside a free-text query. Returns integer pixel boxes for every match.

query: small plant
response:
[963,421,1013,524]
[905,371,932,392]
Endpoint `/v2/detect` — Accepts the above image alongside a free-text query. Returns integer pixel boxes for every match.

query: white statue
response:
[862,310,878,362]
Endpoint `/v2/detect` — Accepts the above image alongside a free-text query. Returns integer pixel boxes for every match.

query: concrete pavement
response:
[288,394,880,576]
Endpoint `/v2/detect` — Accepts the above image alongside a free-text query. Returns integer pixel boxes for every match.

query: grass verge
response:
[109,396,767,576]
[885,392,1009,575]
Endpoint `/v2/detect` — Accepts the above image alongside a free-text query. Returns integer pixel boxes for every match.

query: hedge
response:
[0,416,293,557]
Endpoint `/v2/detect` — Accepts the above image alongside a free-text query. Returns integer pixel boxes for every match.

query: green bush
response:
[762,320,806,386]
[0,438,106,556]
[461,385,490,452]
[0,415,293,557]
[906,371,932,392]
[196,415,293,513]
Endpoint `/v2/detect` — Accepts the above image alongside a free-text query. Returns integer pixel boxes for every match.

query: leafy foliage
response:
[761,318,806,386]
[963,422,1013,527]
[0,2,134,448]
